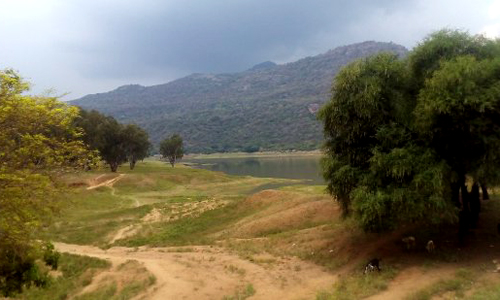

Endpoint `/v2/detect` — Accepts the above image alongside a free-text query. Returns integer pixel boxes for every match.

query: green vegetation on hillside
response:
[16,157,500,299]
[22,254,155,300]
[71,42,408,153]
[21,254,110,300]
[46,160,299,247]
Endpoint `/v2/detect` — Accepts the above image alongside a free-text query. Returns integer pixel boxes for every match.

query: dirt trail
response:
[110,199,229,243]
[87,173,125,193]
[366,266,457,300]
[85,173,142,243]
[54,242,337,300]
[109,225,137,244]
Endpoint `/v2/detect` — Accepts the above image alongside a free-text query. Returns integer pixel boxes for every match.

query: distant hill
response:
[71,41,408,153]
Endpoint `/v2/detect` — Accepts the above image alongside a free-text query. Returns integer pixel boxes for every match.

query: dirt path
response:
[54,242,337,300]
[87,173,125,193]
[85,173,143,243]
[109,225,137,244]
[366,266,457,300]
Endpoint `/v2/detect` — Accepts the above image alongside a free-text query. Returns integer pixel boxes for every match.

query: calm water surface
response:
[184,156,324,184]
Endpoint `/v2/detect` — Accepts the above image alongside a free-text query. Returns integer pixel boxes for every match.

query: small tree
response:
[160,134,184,167]
[123,124,151,169]
[97,117,128,172]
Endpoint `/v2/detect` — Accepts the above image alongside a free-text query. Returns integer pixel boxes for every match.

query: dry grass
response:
[35,160,500,300]
[75,260,155,300]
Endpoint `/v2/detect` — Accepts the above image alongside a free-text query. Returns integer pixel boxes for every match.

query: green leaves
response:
[417,56,500,125]
[319,53,409,218]
[123,124,151,169]
[409,29,496,86]
[0,69,96,296]
[160,134,184,167]
[321,30,500,232]
[75,109,151,171]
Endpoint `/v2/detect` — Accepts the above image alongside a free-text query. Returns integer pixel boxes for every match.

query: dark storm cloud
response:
[1,0,497,98]
[63,0,416,78]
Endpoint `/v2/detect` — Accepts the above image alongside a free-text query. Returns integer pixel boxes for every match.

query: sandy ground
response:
[70,174,337,299]
[66,173,500,299]
[54,242,337,300]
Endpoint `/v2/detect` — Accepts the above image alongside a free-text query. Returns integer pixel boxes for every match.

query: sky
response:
[1,0,499,100]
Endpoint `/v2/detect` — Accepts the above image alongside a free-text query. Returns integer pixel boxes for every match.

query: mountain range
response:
[71,41,408,153]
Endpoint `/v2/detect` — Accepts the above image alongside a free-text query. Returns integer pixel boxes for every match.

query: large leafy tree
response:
[416,55,500,228]
[319,53,410,216]
[75,109,150,172]
[320,30,500,234]
[160,134,184,167]
[0,70,96,296]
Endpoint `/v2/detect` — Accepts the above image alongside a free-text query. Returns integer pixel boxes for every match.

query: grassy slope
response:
[21,254,156,300]
[46,160,300,247]
[20,254,111,300]
[34,160,500,299]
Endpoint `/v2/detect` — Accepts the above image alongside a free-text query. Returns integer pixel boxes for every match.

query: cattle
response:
[363,258,381,274]
[492,260,500,273]
[426,240,435,253]
[402,236,416,250]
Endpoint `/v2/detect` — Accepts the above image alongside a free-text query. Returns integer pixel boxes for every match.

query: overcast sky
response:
[1,0,499,99]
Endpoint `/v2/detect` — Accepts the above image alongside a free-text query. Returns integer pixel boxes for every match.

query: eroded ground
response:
[33,160,500,299]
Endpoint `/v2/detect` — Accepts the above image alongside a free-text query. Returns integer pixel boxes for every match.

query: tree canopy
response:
[160,134,184,167]
[75,109,151,172]
[0,70,96,296]
[319,30,500,234]
[122,124,151,169]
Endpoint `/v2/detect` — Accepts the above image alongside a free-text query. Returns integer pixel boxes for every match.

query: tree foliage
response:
[75,109,150,171]
[160,134,184,167]
[122,124,151,169]
[320,30,500,233]
[0,70,96,296]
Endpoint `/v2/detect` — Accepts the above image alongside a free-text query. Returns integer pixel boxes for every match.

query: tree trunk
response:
[110,162,118,172]
[338,193,350,217]
[129,159,136,170]
[458,209,469,246]
[451,180,461,207]
[458,174,469,245]
[469,182,480,229]
[169,157,175,167]
[481,183,489,200]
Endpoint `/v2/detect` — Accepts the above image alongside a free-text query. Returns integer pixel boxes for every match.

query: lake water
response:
[184,155,325,184]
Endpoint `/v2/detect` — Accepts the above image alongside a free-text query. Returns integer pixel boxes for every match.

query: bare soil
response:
[54,242,336,300]
[57,173,500,299]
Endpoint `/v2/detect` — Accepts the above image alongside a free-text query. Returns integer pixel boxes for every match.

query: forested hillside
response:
[72,41,407,153]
